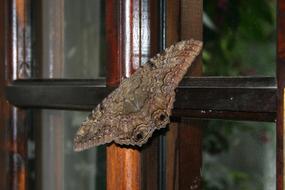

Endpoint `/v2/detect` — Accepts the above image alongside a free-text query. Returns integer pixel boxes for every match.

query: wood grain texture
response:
[0,0,8,189]
[0,0,31,189]
[106,0,121,87]
[141,139,159,190]
[140,1,160,189]
[178,0,203,190]
[277,0,285,189]
[165,1,180,189]
[164,0,203,189]
[106,1,142,189]
[166,123,179,190]
[107,144,141,190]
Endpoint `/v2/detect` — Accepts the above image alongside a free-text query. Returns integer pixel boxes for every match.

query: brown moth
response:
[74,39,202,151]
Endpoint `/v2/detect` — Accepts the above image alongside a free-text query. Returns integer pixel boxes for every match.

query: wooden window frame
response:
[0,0,283,190]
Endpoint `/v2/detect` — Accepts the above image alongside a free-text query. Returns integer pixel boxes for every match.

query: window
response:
[1,0,284,190]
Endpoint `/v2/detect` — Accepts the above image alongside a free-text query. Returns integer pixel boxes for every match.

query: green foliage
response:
[203,0,276,76]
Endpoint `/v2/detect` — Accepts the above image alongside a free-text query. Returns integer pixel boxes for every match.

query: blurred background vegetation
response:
[202,0,276,189]
[203,0,276,76]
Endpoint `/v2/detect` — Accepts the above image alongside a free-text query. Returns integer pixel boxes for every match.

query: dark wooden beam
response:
[5,77,277,122]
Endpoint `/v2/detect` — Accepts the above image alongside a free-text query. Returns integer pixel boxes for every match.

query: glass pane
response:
[40,110,106,190]
[40,0,105,78]
[201,1,277,189]
[28,0,107,189]
[203,0,276,76]
[202,120,276,190]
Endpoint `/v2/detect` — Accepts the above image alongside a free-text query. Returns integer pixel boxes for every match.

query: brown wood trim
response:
[141,0,160,189]
[105,1,141,189]
[106,1,161,189]
[277,0,285,189]
[5,77,277,121]
[106,1,150,189]
[165,0,180,189]
[107,144,141,190]
[178,0,203,189]
[0,1,8,189]
[0,0,32,189]
[105,0,121,87]
[165,0,204,189]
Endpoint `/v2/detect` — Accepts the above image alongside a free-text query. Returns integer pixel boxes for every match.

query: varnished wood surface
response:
[0,0,7,189]
[178,0,203,189]
[141,1,160,189]
[277,0,285,189]
[106,1,164,189]
[107,144,141,190]
[141,139,159,190]
[164,0,204,189]
[0,0,31,190]
[106,1,149,189]
[5,77,277,121]
[165,0,180,189]
[106,0,121,87]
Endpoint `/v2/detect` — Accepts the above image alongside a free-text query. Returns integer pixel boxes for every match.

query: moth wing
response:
[74,39,202,151]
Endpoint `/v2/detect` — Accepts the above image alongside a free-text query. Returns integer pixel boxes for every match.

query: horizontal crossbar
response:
[5,77,277,122]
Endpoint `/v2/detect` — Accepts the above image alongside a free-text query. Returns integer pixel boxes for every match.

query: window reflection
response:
[40,111,105,190]
[31,0,107,189]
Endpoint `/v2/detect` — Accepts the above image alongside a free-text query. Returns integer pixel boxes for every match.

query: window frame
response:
[0,0,284,190]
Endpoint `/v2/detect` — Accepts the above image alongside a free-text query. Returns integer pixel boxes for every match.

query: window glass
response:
[202,121,275,190]
[40,0,106,78]
[202,1,276,189]
[28,0,107,189]
[38,110,106,190]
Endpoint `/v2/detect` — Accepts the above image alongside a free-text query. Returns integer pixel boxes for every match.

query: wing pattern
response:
[74,39,202,151]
